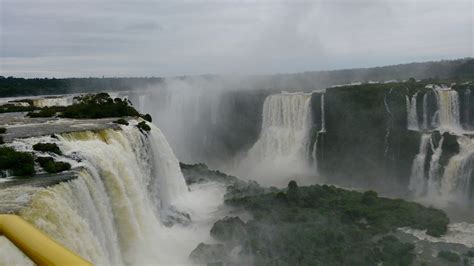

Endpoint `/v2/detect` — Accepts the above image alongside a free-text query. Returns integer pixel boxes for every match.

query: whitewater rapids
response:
[0,123,227,265]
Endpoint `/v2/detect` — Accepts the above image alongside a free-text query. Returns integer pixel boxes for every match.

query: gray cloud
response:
[0,0,472,77]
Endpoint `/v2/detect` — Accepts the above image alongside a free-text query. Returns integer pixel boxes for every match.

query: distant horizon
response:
[2,56,472,80]
[2,1,472,78]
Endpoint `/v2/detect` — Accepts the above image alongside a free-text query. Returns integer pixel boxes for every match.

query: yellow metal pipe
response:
[0,214,92,266]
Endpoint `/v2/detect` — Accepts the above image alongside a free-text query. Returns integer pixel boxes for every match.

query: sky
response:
[0,0,473,78]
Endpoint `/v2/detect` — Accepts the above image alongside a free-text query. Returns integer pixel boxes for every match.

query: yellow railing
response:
[0,214,92,266]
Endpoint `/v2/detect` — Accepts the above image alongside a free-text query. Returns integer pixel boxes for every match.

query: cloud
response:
[0,0,472,77]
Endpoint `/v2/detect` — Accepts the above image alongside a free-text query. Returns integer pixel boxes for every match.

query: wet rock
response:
[210,216,246,242]
[189,243,226,264]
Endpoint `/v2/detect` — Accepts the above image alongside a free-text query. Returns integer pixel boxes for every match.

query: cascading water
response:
[438,136,474,202]
[410,87,462,132]
[464,89,471,128]
[320,94,326,133]
[311,94,325,171]
[1,124,211,265]
[406,93,419,130]
[32,96,76,107]
[238,92,313,186]
[409,134,431,196]
[129,79,223,164]
[434,88,461,130]
[422,93,429,130]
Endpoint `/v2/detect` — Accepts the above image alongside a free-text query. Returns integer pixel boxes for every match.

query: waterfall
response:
[465,89,471,128]
[311,94,326,172]
[422,93,429,130]
[320,94,326,133]
[438,137,474,202]
[13,124,190,265]
[239,92,313,186]
[129,79,223,163]
[434,88,461,130]
[406,93,419,130]
[32,96,75,107]
[409,134,431,196]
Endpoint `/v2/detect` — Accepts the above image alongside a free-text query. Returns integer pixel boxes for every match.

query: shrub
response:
[0,147,35,176]
[0,127,6,134]
[137,121,151,132]
[287,180,299,202]
[60,93,139,119]
[114,119,129,125]
[36,157,71,173]
[0,104,37,114]
[361,190,378,205]
[438,250,460,262]
[142,114,152,122]
[33,143,62,155]
[465,250,474,257]
[27,107,60,118]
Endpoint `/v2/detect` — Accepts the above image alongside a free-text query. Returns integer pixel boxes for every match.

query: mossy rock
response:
[33,143,62,155]
[137,121,151,132]
[438,250,461,262]
[210,216,247,242]
[114,118,129,125]
[36,157,71,173]
[141,114,152,122]
[0,147,35,176]
[189,243,226,264]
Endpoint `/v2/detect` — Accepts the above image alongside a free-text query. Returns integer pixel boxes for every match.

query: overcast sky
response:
[0,0,473,78]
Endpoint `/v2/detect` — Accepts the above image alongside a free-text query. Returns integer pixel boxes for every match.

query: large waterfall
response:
[434,89,461,130]
[409,133,474,204]
[238,92,313,186]
[409,134,431,196]
[406,93,419,130]
[0,123,226,265]
[406,86,461,131]
[130,79,223,164]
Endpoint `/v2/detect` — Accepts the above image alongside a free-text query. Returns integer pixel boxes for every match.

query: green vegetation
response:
[36,157,71,174]
[0,104,38,114]
[114,118,129,125]
[0,147,35,176]
[465,250,474,257]
[142,114,152,122]
[438,250,461,263]
[180,163,239,185]
[27,107,60,118]
[137,121,151,132]
[192,180,449,266]
[24,93,142,119]
[33,143,62,155]
[61,93,140,118]
[1,59,473,97]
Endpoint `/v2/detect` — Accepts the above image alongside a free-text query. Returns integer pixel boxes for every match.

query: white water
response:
[409,134,431,196]
[0,124,229,265]
[130,79,223,164]
[238,92,314,187]
[409,87,462,132]
[438,136,474,203]
[32,96,76,107]
[400,222,474,248]
[422,93,429,130]
[320,94,326,133]
[311,94,326,172]
[410,132,474,204]
[434,88,461,130]
[406,93,418,130]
